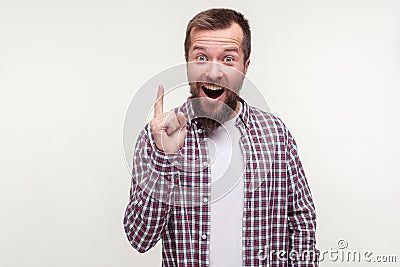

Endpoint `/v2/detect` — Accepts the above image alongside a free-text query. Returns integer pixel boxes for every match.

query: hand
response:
[150,85,187,154]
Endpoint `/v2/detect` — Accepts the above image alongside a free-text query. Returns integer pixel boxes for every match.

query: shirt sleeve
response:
[286,130,319,266]
[123,124,180,253]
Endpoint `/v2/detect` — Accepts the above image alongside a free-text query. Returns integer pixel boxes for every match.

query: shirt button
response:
[203,197,208,203]
[198,129,203,134]
[172,161,178,166]
[203,162,208,167]
[201,234,207,240]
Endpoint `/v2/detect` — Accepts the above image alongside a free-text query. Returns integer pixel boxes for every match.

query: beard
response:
[189,81,240,133]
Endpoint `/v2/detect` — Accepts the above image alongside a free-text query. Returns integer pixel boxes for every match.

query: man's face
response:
[186,23,250,131]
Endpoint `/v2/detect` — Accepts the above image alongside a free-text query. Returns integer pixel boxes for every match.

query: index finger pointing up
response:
[154,84,164,118]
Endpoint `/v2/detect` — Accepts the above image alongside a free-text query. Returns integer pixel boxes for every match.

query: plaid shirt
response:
[124,99,318,267]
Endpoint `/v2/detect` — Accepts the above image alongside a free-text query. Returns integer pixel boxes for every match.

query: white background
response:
[1,0,399,266]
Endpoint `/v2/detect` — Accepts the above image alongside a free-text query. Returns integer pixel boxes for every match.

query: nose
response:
[205,62,223,81]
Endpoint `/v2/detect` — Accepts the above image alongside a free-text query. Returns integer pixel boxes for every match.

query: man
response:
[124,8,318,266]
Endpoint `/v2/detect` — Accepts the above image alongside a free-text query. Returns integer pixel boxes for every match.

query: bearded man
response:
[124,8,319,267]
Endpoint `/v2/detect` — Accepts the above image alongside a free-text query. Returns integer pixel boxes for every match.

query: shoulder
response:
[246,104,300,157]
[246,104,289,136]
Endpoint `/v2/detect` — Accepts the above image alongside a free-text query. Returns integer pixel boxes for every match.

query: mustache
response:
[196,79,226,88]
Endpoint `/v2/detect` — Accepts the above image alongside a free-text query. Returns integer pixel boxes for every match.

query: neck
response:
[227,100,241,120]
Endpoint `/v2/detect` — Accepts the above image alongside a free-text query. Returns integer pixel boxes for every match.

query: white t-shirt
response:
[207,103,244,267]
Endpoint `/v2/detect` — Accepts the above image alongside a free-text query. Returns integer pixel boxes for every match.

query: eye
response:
[196,55,207,61]
[224,56,234,63]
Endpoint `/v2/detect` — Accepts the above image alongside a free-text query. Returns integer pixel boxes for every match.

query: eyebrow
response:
[223,47,239,53]
[192,45,239,53]
[192,45,207,51]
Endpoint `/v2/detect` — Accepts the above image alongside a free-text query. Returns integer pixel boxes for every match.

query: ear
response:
[244,58,250,74]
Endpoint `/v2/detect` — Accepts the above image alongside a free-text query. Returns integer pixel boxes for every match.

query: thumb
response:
[176,112,186,146]
[176,112,187,128]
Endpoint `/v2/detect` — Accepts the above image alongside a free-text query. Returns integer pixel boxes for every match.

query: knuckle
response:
[150,119,159,130]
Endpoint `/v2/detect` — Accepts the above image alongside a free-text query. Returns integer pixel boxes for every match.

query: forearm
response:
[124,173,175,253]
[123,126,179,253]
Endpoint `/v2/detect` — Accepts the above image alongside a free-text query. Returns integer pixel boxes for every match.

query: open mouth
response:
[202,85,225,99]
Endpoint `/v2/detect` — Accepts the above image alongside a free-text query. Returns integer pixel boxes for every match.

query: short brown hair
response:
[184,8,251,63]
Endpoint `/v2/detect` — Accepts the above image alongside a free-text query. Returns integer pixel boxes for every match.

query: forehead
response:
[189,23,243,50]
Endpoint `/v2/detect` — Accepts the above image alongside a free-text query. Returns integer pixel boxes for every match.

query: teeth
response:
[204,85,223,90]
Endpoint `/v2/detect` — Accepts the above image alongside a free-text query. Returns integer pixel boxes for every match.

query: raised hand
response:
[150,85,187,154]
